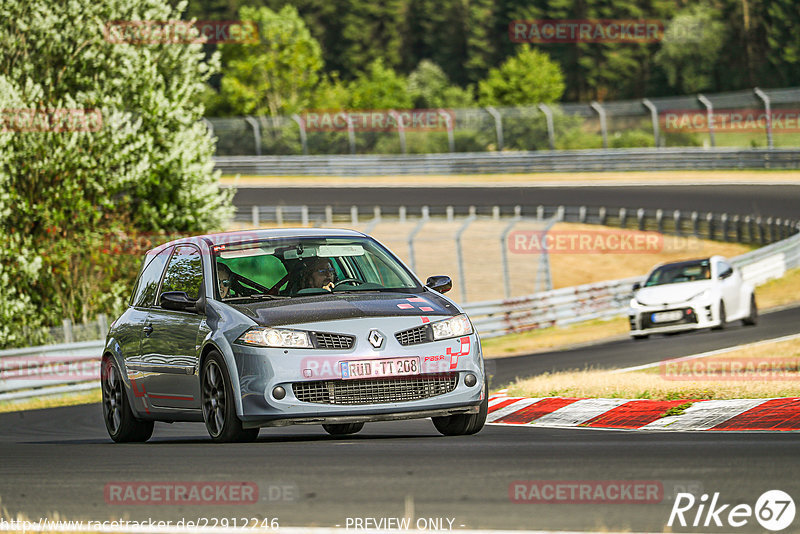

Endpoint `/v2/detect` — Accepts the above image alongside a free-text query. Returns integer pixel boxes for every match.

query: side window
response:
[719,261,734,279]
[161,246,204,301]
[132,247,173,308]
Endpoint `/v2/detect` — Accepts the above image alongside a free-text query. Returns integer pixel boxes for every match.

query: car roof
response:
[149,227,368,254]
[648,255,726,273]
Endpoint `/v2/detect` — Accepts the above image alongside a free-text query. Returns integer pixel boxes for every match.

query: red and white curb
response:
[487,392,800,431]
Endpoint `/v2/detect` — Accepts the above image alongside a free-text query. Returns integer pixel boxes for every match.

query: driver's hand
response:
[323,281,334,291]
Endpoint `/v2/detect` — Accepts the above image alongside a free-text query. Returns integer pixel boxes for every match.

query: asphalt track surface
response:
[230,184,800,220]
[2,306,799,533]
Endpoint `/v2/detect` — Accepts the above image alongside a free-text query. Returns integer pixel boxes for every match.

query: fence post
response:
[697,94,716,147]
[579,206,587,223]
[492,206,500,221]
[538,218,557,292]
[537,205,545,221]
[637,208,645,231]
[350,206,359,225]
[754,88,774,149]
[399,205,407,223]
[744,215,752,243]
[733,214,742,242]
[407,211,429,272]
[514,205,522,217]
[389,110,407,154]
[290,114,309,155]
[642,98,660,148]
[720,213,729,242]
[673,210,682,236]
[500,215,522,299]
[706,213,715,240]
[251,205,260,227]
[556,205,565,221]
[655,209,664,233]
[538,104,556,150]
[598,206,607,225]
[439,109,455,152]
[97,314,109,338]
[62,318,74,344]
[590,102,608,149]
[485,106,504,151]
[455,215,477,302]
[325,206,333,225]
[446,206,454,222]
[692,211,700,237]
[757,216,765,244]
[619,208,627,228]
[468,205,476,217]
[301,206,309,226]
[244,116,261,156]
[422,205,431,219]
[345,113,356,154]
[276,206,284,226]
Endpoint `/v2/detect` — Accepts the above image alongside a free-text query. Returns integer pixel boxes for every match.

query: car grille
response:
[292,373,458,405]
[312,332,355,350]
[395,325,430,346]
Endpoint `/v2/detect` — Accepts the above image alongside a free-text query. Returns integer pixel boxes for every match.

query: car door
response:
[717,260,740,317]
[139,245,205,410]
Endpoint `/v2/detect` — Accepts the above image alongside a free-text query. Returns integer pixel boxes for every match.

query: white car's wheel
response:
[712,301,727,330]
[742,294,758,326]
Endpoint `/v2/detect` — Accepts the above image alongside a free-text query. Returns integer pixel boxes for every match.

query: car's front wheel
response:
[201,351,259,443]
[101,356,154,443]
[322,423,364,436]
[712,301,727,330]
[742,294,758,326]
[432,378,488,436]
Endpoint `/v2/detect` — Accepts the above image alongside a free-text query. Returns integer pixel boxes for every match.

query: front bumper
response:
[229,317,485,426]
[628,301,717,336]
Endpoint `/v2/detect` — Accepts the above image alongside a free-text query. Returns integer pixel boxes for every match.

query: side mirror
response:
[632,282,641,291]
[426,275,453,294]
[719,268,733,280]
[160,291,201,312]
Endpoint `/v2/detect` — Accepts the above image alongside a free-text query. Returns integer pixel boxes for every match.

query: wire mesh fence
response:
[208,87,800,156]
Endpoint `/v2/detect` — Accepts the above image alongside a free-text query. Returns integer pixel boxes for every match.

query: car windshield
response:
[212,236,420,300]
[644,259,711,287]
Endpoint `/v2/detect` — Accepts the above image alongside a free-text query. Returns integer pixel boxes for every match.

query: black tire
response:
[201,351,259,443]
[742,294,758,326]
[322,423,364,436]
[712,301,727,330]
[632,334,649,340]
[432,378,488,436]
[101,356,154,443]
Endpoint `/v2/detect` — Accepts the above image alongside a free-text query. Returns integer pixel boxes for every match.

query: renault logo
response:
[368,330,384,349]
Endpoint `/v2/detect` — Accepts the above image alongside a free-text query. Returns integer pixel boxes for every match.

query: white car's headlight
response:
[238,327,311,348]
[431,314,473,340]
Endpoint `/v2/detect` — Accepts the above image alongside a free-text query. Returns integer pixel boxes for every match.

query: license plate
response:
[340,357,420,380]
[651,310,683,323]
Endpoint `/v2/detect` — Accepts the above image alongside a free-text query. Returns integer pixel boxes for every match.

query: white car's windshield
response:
[213,236,420,300]
[644,259,711,287]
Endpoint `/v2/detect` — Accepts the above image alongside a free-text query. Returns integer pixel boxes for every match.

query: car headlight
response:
[238,327,311,348]
[431,314,473,340]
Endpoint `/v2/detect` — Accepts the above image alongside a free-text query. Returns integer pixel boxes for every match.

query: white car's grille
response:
[312,332,355,350]
[395,325,430,346]
[292,374,458,405]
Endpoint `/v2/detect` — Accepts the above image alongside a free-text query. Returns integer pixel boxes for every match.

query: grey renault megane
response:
[101,228,488,442]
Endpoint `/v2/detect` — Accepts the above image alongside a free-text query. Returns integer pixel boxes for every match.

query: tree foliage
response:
[478,46,566,106]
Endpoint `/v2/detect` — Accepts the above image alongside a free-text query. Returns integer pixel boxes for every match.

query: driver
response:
[300,257,336,291]
[217,263,234,298]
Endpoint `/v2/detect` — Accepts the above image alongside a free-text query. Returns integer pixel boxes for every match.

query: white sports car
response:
[628,256,757,339]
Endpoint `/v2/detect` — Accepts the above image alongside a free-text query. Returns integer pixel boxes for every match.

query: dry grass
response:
[481,317,630,359]
[506,336,800,400]
[221,170,800,187]
[0,388,100,413]
[755,267,800,309]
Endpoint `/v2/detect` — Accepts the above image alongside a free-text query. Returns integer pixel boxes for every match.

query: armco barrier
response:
[214,148,800,175]
[2,234,799,400]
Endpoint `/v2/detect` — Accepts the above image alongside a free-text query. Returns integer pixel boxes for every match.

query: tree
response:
[654,4,727,93]
[348,59,413,110]
[478,46,565,106]
[0,0,230,342]
[219,5,324,116]
[407,60,474,109]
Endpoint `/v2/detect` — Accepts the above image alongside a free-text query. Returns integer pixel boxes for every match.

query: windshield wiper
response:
[225,293,288,302]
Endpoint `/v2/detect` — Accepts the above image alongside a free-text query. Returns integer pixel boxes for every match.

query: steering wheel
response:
[332,278,363,289]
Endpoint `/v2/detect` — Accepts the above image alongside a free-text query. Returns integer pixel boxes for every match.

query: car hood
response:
[229,291,458,327]
[636,280,713,306]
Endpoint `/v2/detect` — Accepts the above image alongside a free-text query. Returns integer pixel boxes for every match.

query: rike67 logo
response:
[668,490,795,531]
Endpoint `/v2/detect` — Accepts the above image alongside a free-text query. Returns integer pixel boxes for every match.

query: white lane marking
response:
[531,398,630,427]
[610,331,800,374]
[640,399,769,431]
[486,398,542,423]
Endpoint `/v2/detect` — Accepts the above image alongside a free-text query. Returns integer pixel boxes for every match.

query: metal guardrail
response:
[464,232,800,338]
[2,232,799,401]
[215,148,800,175]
